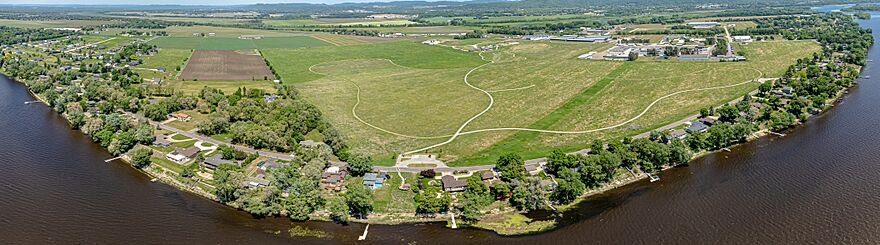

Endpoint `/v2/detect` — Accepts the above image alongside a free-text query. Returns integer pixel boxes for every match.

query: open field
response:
[180,50,275,80]
[261,38,819,165]
[134,48,192,79]
[263,18,417,27]
[148,36,329,50]
[310,33,394,46]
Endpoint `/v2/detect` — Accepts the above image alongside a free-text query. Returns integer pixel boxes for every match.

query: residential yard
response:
[372,173,418,213]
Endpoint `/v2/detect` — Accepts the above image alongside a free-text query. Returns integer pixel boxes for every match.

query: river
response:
[2,6,880,244]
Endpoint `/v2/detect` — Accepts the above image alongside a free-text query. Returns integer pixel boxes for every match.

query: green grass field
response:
[263,18,417,27]
[259,38,819,165]
[148,36,329,50]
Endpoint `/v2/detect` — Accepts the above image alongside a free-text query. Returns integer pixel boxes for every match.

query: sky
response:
[0,0,423,5]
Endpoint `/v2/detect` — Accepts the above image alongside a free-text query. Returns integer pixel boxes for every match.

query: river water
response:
[2,6,880,244]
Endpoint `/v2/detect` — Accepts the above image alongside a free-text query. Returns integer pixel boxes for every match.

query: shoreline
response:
[1,37,862,236]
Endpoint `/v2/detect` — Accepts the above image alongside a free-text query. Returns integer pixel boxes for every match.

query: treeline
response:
[194,86,350,160]
[0,26,73,46]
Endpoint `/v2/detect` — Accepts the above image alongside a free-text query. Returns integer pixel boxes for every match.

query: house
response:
[257,158,282,170]
[128,60,140,66]
[151,78,162,84]
[166,146,200,163]
[480,171,496,181]
[668,129,687,141]
[525,164,541,175]
[782,87,794,96]
[733,35,752,43]
[207,33,216,37]
[421,39,442,45]
[152,136,171,147]
[718,55,747,62]
[157,67,167,73]
[173,113,192,121]
[604,46,636,61]
[202,154,235,170]
[699,117,717,126]
[686,121,709,133]
[677,54,711,61]
[687,22,720,28]
[523,34,552,41]
[298,139,326,148]
[523,157,548,175]
[363,172,388,189]
[239,35,263,40]
[247,177,270,188]
[321,165,347,191]
[441,175,468,192]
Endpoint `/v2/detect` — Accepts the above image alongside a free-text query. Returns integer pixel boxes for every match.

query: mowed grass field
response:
[451,40,821,164]
[261,38,819,166]
[148,36,329,50]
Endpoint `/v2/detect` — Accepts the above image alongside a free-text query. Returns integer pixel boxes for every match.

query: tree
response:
[492,182,512,200]
[552,168,585,204]
[130,148,152,169]
[631,138,671,172]
[414,182,451,214]
[510,177,548,211]
[327,197,349,224]
[497,153,526,182]
[214,164,245,204]
[545,149,575,175]
[345,181,373,218]
[457,176,493,221]
[668,139,693,166]
[347,154,373,177]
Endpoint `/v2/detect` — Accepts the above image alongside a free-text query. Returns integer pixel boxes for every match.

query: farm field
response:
[0,19,120,28]
[262,38,819,165]
[148,36,329,50]
[263,18,417,27]
[179,50,275,81]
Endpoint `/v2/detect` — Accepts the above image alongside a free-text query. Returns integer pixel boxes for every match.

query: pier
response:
[768,131,786,137]
[23,100,40,105]
[104,156,122,162]
[358,224,369,241]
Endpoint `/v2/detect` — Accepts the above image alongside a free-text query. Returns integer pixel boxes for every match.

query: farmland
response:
[179,50,275,81]
[148,36,330,50]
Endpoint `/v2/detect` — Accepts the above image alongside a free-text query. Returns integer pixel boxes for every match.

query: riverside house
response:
[166,146,200,163]
[202,154,235,170]
[441,175,468,192]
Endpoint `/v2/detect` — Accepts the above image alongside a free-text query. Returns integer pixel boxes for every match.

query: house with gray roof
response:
[202,154,235,170]
[686,121,709,133]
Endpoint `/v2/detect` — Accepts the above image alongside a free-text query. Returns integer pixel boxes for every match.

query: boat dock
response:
[24,100,40,105]
[104,156,122,162]
[648,173,660,182]
[358,224,369,241]
[769,131,786,137]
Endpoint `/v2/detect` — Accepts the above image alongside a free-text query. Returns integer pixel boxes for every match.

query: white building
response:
[733,35,753,43]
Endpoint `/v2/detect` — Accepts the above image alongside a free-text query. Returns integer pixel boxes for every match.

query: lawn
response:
[371,173,418,213]
[148,36,329,50]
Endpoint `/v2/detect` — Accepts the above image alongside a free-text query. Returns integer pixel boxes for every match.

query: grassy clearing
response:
[309,33,390,46]
[134,48,191,79]
[472,211,555,236]
[148,36,329,50]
